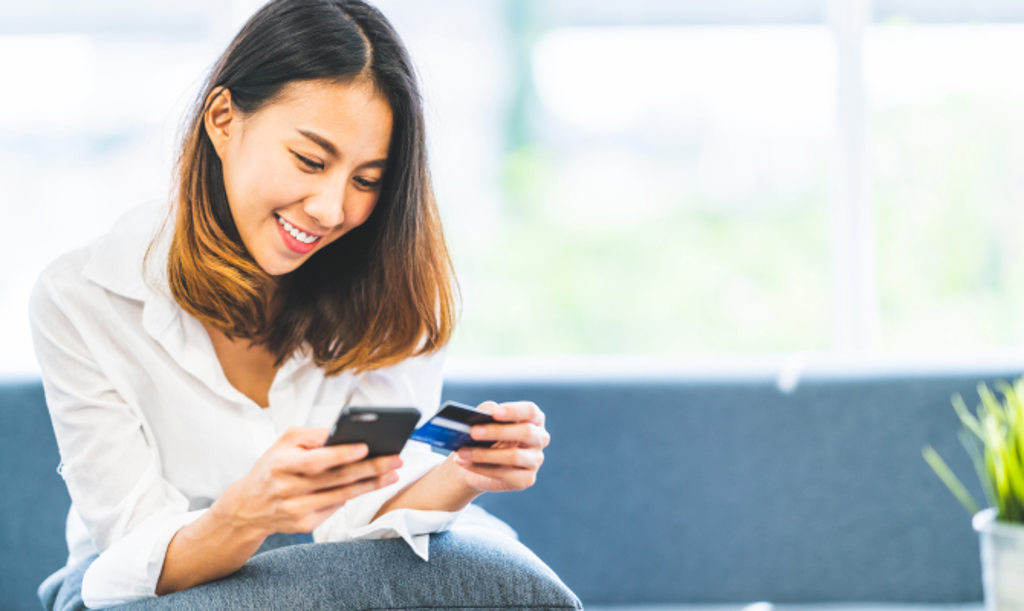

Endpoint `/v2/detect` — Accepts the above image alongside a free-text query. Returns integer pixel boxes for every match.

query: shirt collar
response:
[81,200,315,407]
[82,199,174,304]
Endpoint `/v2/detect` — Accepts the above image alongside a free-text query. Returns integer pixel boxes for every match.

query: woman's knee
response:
[113,527,581,610]
[418,526,583,609]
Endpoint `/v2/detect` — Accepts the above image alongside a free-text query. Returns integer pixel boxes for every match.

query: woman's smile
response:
[274,213,323,254]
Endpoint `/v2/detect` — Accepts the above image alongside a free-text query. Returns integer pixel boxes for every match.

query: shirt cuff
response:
[80,508,205,608]
[339,508,463,560]
[313,442,463,560]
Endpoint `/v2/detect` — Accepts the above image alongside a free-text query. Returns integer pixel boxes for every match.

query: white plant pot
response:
[974,507,1024,610]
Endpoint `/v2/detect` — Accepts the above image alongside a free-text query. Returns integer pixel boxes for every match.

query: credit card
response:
[410,400,498,452]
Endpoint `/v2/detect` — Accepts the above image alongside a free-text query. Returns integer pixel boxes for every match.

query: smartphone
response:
[324,406,421,457]
[410,400,499,452]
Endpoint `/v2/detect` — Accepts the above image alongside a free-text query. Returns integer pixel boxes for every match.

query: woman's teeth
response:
[277,216,321,244]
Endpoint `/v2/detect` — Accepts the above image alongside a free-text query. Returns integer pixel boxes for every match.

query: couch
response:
[1,358,1005,609]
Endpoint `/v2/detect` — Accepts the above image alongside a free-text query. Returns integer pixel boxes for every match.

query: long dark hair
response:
[152,0,456,375]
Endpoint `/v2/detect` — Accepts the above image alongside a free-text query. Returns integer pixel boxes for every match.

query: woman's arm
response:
[371,400,551,520]
[371,454,482,520]
[154,507,267,595]
[156,428,401,595]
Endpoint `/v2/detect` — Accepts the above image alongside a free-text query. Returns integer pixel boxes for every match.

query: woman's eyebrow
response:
[296,128,387,168]
[296,128,338,157]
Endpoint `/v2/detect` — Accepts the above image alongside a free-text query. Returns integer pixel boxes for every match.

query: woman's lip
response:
[275,213,324,238]
[276,219,319,254]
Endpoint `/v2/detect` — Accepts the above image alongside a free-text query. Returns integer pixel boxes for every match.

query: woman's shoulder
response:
[32,200,172,317]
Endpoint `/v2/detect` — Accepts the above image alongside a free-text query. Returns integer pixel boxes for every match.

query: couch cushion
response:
[0,379,69,609]
[444,372,998,605]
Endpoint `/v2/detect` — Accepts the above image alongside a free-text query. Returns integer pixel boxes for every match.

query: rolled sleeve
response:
[81,506,205,607]
[313,346,464,559]
[312,441,459,559]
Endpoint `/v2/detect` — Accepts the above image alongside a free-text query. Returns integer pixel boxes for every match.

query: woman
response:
[29,1,581,608]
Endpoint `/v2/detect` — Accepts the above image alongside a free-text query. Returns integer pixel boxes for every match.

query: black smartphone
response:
[324,406,421,457]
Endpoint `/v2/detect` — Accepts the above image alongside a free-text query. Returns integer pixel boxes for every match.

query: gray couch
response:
[1,362,1005,609]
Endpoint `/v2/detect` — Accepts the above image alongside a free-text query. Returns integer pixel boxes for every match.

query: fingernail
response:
[493,405,506,418]
[458,448,471,460]
[471,426,484,438]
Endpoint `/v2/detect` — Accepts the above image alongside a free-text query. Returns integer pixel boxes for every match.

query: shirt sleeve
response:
[29,262,203,607]
[312,344,465,560]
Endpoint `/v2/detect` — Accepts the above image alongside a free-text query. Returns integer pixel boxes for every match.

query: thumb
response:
[279,426,331,449]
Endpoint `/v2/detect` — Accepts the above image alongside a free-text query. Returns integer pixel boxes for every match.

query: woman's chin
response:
[256,255,303,277]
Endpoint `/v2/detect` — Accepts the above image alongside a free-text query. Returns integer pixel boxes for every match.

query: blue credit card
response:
[410,401,497,452]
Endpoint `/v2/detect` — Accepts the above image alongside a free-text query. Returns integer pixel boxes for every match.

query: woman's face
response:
[205,78,393,276]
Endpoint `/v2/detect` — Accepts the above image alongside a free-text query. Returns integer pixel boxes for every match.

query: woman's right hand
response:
[212,427,402,537]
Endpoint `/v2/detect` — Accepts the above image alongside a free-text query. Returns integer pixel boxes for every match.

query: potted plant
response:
[924,378,1024,609]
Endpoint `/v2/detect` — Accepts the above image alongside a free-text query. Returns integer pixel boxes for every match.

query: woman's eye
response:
[293,152,324,171]
[354,177,381,189]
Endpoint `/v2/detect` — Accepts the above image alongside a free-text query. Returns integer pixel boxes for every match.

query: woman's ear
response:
[204,86,235,159]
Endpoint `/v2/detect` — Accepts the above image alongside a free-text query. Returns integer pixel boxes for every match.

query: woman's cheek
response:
[349,192,379,226]
[356,191,380,223]
[260,164,306,202]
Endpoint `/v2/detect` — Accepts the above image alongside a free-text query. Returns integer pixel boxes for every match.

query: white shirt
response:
[29,200,469,607]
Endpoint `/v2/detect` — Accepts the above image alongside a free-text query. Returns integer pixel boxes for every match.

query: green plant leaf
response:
[952,393,984,440]
[1002,448,1024,521]
[928,377,1024,523]
[980,384,1007,427]
[960,429,996,509]
[923,445,981,516]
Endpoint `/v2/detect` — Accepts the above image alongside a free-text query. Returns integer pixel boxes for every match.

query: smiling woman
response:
[207,79,392,270]
[27,1,579,609]
[164,8,454,376]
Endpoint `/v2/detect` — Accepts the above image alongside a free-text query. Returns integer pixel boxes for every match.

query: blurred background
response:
[3,0,1024,376]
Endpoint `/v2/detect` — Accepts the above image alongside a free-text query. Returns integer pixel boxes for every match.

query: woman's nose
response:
[303,181,346,230]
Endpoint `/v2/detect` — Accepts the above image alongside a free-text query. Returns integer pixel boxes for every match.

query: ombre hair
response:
[151,0,456,375]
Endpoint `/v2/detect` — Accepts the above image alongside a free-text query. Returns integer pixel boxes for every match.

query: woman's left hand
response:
[452,400,551,493]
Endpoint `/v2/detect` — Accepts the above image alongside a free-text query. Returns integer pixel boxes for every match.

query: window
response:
[867,4,1024,350]
[3,0,1023,376]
